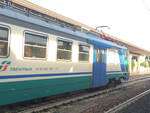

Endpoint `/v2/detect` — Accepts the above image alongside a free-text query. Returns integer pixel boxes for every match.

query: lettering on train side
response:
[0,61,11,72]
[10,67,32,71]
[35,67,58,71]
[0,60,59,72]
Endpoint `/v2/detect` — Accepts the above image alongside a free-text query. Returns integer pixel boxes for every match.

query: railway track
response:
[1,75,150,113]
[105,88,150,113]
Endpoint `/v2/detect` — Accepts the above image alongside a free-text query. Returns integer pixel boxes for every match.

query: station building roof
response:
[100,32,150,55]
[6,0,150,55]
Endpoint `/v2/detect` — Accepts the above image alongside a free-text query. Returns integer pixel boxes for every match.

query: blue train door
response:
[93,46,107,87]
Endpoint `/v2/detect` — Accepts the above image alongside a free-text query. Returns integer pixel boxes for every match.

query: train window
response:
[79,45,89,62]
[102,48,105,63]
[0,27,9,57]
[24,33,47,58]
[96,48,100,62]
[57,40,72,60]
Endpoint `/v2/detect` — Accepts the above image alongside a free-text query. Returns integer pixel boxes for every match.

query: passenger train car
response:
[0,0,129,106]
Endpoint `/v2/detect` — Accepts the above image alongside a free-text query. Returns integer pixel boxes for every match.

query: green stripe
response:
[0,76,92,106]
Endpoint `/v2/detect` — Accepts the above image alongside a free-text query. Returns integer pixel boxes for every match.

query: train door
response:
[93,46,107,87]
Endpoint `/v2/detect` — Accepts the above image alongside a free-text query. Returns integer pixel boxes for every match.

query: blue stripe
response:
[0,72,92,79]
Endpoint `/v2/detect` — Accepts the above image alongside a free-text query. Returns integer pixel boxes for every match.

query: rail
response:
[105,88,150,113]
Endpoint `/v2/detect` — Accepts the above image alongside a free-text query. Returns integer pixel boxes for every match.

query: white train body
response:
[0,0,129,106]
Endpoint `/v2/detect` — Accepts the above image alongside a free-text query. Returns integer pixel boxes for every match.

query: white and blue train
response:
[0,0,129,106]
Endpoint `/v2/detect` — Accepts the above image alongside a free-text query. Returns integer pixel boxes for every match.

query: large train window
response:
[24,32,47,58]
[79,45,89,62]
[57,39,72,60]
[0,27,9,57]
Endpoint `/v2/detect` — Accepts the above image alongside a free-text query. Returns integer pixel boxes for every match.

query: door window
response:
[102,48,105,63]
[96,48,100,62]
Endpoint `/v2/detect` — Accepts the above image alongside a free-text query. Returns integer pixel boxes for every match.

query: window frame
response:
[23,31,48,60]
[0,24,10,58]
[78,43,90,62]
[56,37,73,62]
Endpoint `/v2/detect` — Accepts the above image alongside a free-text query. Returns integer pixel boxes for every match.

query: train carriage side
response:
[0,23,94,106]
[89,39,129,88]
[0,21,129,106]
[0,4,129,106]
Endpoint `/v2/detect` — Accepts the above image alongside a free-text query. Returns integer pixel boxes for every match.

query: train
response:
[0,0,129,106]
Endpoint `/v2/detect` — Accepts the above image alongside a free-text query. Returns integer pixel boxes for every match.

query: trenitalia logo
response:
[0,61,11,71]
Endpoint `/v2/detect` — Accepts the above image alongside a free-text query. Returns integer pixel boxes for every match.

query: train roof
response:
[88,38,127,50]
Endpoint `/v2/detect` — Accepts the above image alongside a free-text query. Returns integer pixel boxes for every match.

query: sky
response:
[28,0,150,51]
